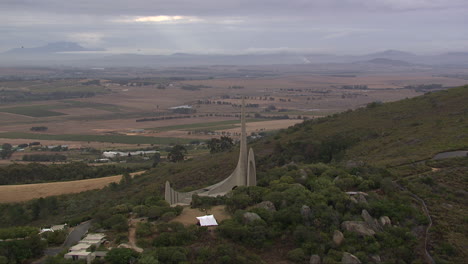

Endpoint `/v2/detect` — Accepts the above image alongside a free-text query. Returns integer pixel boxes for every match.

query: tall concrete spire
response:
[165,96,256,205]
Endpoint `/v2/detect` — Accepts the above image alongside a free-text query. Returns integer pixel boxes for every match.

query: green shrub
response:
[287,248,306,263]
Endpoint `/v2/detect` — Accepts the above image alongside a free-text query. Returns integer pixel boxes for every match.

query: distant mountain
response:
[366,49,416,58]
[0,44,467,67]
[4,42,104,54]
[362,58,413,66]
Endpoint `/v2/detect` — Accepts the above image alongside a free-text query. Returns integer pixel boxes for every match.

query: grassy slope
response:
[272,85,468,167]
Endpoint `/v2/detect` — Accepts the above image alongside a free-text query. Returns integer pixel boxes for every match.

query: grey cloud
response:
[1,0,467,54]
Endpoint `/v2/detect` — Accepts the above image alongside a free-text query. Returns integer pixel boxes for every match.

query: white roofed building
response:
[196,215,218,227]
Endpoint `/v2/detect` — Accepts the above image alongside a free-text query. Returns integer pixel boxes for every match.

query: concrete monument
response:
[165,98,256,205]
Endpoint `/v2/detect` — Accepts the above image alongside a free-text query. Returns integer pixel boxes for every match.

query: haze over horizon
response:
[1,0,468,56]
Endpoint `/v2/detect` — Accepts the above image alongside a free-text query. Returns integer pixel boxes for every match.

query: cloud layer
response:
[1,0,467,54]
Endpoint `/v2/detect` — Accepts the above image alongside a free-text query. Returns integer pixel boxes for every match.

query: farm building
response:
[64,233,106,263]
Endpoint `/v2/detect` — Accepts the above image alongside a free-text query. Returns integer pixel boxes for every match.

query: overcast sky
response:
[1,0,467,55]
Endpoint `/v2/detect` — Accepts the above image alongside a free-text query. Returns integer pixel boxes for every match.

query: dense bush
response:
[0,162,137,185]
[0,234,46,263]
[23,154,67,162]
[0,226,38,239]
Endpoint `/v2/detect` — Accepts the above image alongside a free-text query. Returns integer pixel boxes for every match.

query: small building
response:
[51,224,67,232]
[80,233,106,246]
[64,233,106,264]
[95,158,110,163]
[64,250,94,262]
[69,243,91,252]
[196,215,218,227]
[39,228,53,234]
[169,105,192,110]
[40,224,67,234]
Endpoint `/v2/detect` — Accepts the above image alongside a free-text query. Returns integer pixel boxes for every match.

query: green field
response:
[61,100,123,112]
[0,100,125,118]
[150,119,265,132]
[0,132,193,145]
[0,106,66,117]
[0,80,108,93]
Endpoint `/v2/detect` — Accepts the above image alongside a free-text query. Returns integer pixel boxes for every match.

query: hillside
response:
[265,85,468,167]
[0,86,467,264]
[256,85,468,263]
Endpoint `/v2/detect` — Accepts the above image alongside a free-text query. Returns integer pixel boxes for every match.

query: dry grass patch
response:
[0,171,145,203]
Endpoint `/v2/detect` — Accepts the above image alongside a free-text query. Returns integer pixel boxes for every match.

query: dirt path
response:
[396,182,435,264]
[124,217,144,253]
[0,171,145,203]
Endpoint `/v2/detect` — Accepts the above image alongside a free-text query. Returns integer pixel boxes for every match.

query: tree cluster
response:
[0,144,13,159]
[207,136,234,153]
[0,162,135,185]
[167,145,187,162]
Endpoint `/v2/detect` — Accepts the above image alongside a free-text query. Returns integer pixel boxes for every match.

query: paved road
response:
[63,220,92,248]
[432,150,468,160]
[36,221,92,263]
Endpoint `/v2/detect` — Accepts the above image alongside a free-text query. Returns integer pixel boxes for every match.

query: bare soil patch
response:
[219,119,303,135]
[0,171,145,203]
[54,107,112,116]
[171,205,231,226]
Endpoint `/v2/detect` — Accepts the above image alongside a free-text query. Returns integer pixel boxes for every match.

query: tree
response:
[105,248,139,264]
[167,145,187,162]
[152,152,161,167]
[138,255,159,264]
[207,136,234,153]
[0,143,13,159]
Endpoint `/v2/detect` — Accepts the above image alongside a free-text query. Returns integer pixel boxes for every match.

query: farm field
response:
[1,66,467,166]
[0,171,146,203]
[0,105,66,117]
[0,132,193,145]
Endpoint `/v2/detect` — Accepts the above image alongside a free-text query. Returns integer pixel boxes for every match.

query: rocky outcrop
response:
[379,216,391,226]
[301,205,313,225]
[299,169,308,179]
[356,194,368,204]
[252,201,276,212]
[310,254,321,264]
[333,230,344,246]
[341,221,375,236]
[342,252,361,264]
[369,254,382,263]
[361,210,382,232]
[243,212,261,223]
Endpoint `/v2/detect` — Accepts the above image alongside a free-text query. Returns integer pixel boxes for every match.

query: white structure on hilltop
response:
[165,98,256,205]
[196,215,218,227]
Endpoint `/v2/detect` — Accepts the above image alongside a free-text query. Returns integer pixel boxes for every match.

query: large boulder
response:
[356,194,368,204]
[301,205,313,225]
[369,254,382,263]
[342,252,361,264]
[310,254,321,264]
[333,230,344,246]
[379,216,391,227]
[341,221,375,236]
[252,201,276,212]
[361,209,382,232]
[243,212,261,224]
